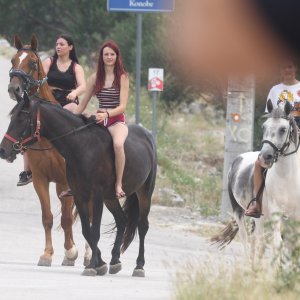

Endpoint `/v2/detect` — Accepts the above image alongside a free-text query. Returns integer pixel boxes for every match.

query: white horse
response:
[212,100,300,266]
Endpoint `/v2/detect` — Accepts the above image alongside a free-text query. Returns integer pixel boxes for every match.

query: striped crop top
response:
[95,86,120,109]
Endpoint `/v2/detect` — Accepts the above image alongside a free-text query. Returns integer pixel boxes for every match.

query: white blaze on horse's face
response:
[18,52,28,66]
[259,117,290,168]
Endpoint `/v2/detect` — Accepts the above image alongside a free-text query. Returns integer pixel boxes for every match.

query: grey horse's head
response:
[258,100,298,168]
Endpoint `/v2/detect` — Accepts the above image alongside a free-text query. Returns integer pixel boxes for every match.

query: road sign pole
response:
[135,13,142,124]
[152,91,157,142]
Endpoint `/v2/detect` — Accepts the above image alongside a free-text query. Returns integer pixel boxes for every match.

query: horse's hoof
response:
[64,245,78,261]
[109,262,122,274]
[38,256,52,267]
[132,268,145,277]
[96,263,108,276]
[83,257,90,267]
[61,256,75,266]
[81,268,97,276]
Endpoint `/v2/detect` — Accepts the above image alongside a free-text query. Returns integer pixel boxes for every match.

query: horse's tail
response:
[210,158,244,249]
[210,218,239,249]
[121,193,139,253]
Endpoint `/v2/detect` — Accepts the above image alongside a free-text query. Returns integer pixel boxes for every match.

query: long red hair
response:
[94,40,127,93]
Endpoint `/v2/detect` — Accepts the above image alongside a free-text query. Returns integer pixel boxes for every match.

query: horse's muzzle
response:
[0,146,17,163]
[258,152,273,168]
[8,81,23,101]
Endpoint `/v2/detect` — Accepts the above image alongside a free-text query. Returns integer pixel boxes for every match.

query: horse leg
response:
[91,198,108,276]
[56,184,78,266]
[250,217,265,270]
[105,199,127,274]
[271,214,283,272]
[83,201,93,267]
[32,179,53,266]
[72,198,96,276]
[83,241,92,267]
[78,197,107,276]
[133,191,151,277]
[233,213,250,260]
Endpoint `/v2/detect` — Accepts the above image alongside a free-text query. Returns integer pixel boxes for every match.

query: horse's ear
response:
[14,35,23,50]
[31,34,38,51]
[266,99,273,113]
[284,101,292,116]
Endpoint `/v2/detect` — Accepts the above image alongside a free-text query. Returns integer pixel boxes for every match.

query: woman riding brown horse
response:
[7,34,83,266]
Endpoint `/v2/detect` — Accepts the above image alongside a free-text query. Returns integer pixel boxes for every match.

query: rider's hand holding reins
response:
[95,110,109,124]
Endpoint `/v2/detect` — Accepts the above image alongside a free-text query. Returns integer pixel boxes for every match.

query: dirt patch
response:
[149,205,224,237]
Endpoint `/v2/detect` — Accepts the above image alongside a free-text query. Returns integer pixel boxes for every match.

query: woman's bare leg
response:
[108,123,128,198]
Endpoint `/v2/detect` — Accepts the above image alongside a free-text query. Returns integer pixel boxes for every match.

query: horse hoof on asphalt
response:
[38,256,52,267]
[61,256,75,266]
[81,268,97,276]
[132,268,145,277]
[96,263,108,276]
[109,262,122,274]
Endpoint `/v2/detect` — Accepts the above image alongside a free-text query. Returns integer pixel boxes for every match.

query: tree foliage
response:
[0,0,199,105]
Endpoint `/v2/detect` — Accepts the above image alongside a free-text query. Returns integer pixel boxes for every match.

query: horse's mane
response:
[39,100,108,132]
[263,107,289,120]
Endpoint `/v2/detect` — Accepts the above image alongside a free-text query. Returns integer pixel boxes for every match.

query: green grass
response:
[126,87,224,216]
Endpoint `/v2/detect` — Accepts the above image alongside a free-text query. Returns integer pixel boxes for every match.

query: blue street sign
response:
[107,0,174,13]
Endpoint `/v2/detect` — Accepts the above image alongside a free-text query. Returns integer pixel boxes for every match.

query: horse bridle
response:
[4,106,41,153]
[9,48,48,95]
[3,101,96,153]
[261,117,300,164]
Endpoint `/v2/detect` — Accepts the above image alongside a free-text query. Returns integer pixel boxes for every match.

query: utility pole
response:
[220,75,255,220]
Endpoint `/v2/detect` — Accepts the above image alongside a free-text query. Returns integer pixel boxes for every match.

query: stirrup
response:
[245,198,263,218]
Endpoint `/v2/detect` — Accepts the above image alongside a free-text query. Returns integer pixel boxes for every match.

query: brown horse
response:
[7,35,84,266]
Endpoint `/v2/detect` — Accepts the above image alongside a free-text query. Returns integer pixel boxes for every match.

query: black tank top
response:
[47,57,77,90]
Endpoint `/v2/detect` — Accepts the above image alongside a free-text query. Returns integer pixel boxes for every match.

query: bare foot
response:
[116,185,126,199]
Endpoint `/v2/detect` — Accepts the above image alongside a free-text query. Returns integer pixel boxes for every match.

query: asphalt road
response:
[0,54,242,300]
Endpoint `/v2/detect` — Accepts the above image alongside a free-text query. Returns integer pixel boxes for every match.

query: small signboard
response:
[148,68,164,92]
[107,0,174,13]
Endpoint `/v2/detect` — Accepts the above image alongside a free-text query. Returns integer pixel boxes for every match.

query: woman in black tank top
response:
[42,34,86,112]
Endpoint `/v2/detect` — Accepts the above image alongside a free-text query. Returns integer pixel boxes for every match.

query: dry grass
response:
[173,263,300,300]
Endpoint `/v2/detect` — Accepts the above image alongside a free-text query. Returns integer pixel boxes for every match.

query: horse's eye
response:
[29,60,37,69]
[280,127,287,134]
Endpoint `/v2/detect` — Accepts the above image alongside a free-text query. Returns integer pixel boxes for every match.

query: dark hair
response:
[95,40,127,93]
[53,34,79,64]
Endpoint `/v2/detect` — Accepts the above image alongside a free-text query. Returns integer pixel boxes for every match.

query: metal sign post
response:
[148,68,164,141]
[107,0,174,124]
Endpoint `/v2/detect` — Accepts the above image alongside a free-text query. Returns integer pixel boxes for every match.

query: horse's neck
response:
[38,83,57,104]
[37,61,58,104]
[273,148,300,175]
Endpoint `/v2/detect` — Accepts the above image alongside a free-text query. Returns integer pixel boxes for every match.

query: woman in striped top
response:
[75,40,129,199]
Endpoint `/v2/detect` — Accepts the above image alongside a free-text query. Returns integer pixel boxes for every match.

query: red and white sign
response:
[148,68,164,92]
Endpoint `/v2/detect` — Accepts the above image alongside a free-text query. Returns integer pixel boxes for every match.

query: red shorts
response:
[98,113,126,128]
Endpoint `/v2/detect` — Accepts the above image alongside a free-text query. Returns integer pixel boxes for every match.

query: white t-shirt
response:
[265,82,300,112]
